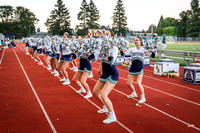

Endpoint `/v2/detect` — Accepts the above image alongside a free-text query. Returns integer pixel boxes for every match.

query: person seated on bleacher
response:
[10,40,16,48]
[4,39,9,48]
[0,40,3,50]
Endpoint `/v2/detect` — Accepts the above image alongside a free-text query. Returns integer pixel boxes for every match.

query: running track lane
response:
[17,43,200,133]
[0,48,53,133]
[14,44,131,132]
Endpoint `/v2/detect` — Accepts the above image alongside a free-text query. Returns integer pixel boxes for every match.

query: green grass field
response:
[129,42,200,66]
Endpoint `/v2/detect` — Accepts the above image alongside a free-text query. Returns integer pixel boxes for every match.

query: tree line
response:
[0,0,199,39]
[146,0,200,37]
[0,5,38,39]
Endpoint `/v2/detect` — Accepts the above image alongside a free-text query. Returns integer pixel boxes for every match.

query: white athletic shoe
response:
[138,98,146,103]
[54,73,59,77]
[26,53,29,55]
[76,88,86,93]
[51,71,55,74]
[127,93,137,98]
[97,108,109,114]
[70,67,74,70]
[47,66,52,70]
[103,116,117,124]
[37,62,43,65]
[84,92,92,99]
[73,67,78,72]
[34,59,38,62]
[62,80,70,85]
[59,78,66,81]
[88,73,93,78]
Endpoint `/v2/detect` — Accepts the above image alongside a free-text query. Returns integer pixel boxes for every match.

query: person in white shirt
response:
[92,30,119,124]
[58,32,72,85]
[125,37,148,104]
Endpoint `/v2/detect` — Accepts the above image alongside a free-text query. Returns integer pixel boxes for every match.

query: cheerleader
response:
[125,37,148,104]
[72,36,94,99]
[85,35,93,78]
[29,38,34,58]
[31,38,38,61]
[70,36,78,72]
[23,38,29,55]
[43,38,52,70]
[92,30,119,124]
[50,39,60,76]
[35,39,43,65]
[57,32,71,85]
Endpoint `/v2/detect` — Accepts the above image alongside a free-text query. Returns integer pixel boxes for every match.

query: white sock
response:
[53,69,56,72]
[87,90,92,95]
[109,111,116,118]
[66,78,69,82]
[81,87,85,90]
[63,77,66,80]
[141,94,145,99]
[103,105,107,109]
[133,91,137,95]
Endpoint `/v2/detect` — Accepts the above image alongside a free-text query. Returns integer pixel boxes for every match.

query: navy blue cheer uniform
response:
[51,44,61,60]
[32,42,37,52]
[78,55,92,74]
[37,42,43,54]
[44,43,52,57]
[125,47,147,75]
[60,43,72,63]
[99,46,119,84]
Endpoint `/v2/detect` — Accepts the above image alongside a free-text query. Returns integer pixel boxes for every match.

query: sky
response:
[1,0,192,32]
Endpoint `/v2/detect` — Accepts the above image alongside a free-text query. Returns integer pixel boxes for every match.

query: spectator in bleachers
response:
[10,40,16,48]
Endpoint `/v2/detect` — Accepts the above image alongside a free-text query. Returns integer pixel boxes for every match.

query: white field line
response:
[17,45,134,133]
[94,62,200,93]
[13,48,57,133]
[0,48,5,64]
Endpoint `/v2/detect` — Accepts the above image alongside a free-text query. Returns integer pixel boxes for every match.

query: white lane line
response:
[94,62,200,92]
[92,67,200,106]
[0,48,5,64]
[89,75,200,131]
[17,45,134,133]
[13,48,57,133]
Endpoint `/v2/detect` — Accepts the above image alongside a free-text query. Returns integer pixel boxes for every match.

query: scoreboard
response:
[88,29,105,37]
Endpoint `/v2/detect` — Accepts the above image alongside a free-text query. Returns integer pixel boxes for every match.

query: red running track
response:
[0,43,199,133]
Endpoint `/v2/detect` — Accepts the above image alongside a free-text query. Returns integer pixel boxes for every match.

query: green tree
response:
[156,15,165,35]
[87,0,100,29]
[163,26,177,36]
[164,17,177,27]
[112,0,128,36]
[176,10,191,37]
[45,0,71,35]
[146,24,157,33]
[0,5,38,38]
[76,0,89,35]
[14,6,39,38]
[186,0,200,37]
[0,5,14,23]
